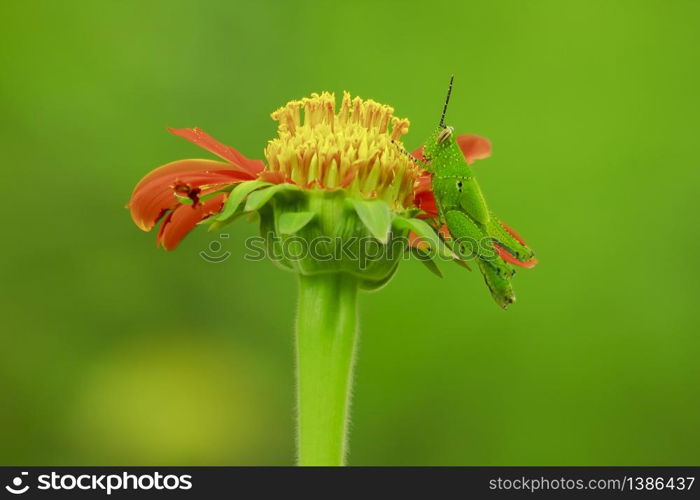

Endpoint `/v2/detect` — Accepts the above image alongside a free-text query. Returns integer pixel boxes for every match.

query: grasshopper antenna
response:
[391,139,429,169]
[439,75,454,128]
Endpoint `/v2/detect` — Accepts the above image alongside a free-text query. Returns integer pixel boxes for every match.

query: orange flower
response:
[128,128,266,249]
[128,92,420,250]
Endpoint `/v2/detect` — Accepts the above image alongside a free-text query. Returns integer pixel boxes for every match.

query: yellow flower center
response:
[264,92,419,210]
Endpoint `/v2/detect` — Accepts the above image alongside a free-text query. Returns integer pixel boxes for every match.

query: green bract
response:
[218,182,412,289]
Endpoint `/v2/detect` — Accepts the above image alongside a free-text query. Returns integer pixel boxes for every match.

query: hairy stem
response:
[295,272,359,466]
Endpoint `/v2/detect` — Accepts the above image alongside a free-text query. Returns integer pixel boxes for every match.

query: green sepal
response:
[393,216,437,248]
[409,247,443,278]
[259,206,294,272]
[436,232,471,269]
[350,199,392,243]
[358,260,400,291]
[245,183,300,212]
[393,216,446,259]
[204,212,248,232]
[174,194,193,205]
[216,180,270,222]
[177,188,235,208]
[402,208,422,219]
[452,257,472,271]
[278,211,316,234]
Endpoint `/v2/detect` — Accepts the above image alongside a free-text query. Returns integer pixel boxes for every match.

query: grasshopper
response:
[418,76,537,309]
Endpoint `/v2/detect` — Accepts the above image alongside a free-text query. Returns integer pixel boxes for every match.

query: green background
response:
[2,0,699,465]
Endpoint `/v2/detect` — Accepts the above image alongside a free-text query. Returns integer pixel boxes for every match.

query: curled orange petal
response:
[128,159,249,231]
[156,194,227,250]
[168,127,265,176]
[494,244,538,269]
[493,221,538,268]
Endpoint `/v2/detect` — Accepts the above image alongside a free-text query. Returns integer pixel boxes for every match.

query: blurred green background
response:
[2,0,699,465]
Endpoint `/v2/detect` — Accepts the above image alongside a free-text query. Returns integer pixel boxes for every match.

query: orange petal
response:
[494,244,538,268]
[499,220,527,246]
[456,134,491,164]
[408,223,450,251]
[414,171,432,194]
[494,221,538,268]
[168,127,265,176]
[413,171,439,217]
[411,146,425,162]
[156,194,227,250]
[259,170,287,184]
[437,223,451,240]
[128,159,249,231]
[415,191,438,218]
[407,231,429,251]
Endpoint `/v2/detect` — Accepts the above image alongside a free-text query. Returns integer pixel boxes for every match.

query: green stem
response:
[295,272,359,466]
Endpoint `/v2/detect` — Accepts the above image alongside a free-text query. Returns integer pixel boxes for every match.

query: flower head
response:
[264,92,418,209]
[128,93,422,252]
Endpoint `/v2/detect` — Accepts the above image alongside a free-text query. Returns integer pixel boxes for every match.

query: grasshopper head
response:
[422,76,455,164]
[422,125,455,163]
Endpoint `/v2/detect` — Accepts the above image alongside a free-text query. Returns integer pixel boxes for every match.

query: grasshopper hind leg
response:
[444,210,514,279]
[444,210,516,308]
[486,215,536,263]
[478,260,516,309]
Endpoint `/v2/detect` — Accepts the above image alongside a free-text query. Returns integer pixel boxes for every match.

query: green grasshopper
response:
[418,76,537,308]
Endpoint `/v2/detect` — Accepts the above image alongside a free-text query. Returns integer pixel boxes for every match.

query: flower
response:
[127,128,265,249]
[128,93,422,251]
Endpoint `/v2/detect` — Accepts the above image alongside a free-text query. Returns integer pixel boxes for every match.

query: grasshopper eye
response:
[436,126,454,144]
